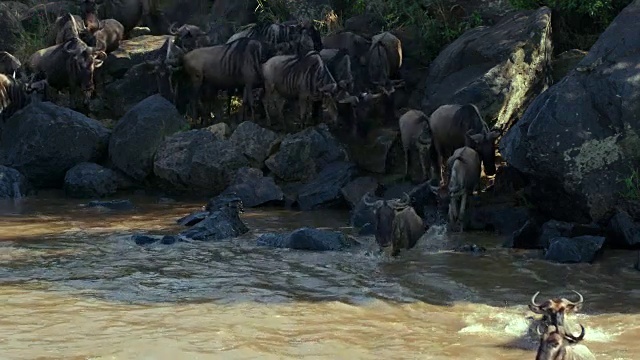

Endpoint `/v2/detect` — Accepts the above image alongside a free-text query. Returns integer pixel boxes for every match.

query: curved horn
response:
[535,322,546,336]
[531,291,543,307]
[399,193,411,206]
[169,22,179,35]
[567,290,584,306]
[362,192,377,207]
[564,324,585,342]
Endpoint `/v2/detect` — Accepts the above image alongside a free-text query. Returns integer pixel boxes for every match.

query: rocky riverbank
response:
[0,0,638,267]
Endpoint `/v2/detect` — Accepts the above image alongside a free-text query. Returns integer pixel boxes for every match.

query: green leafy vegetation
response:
[508,0,633,52]
[620,168,640,201]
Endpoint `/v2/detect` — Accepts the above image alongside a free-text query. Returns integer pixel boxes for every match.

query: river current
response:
[0,192,638,359]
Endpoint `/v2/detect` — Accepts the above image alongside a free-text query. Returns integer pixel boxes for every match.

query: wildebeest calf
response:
[399,109,432,181]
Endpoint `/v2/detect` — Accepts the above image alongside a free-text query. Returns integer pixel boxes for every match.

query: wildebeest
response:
[529,291,585,329]
[80,0,101,32]
[28,36,107,110]
[166,37,264,124]
[365,31,403,95]
[362,193,427,256]
[95,0,154,34]
[169,22,234,52]
[262,50,352,131]
[80,18,125,53]
[320,48,354,93]
[0,52,21,78]
[430,146,481,232]
[0,73,48,122]
[535,324,595,360]
[227,19,322,57]
[50,13,89,45]
[322,31,371,63]
[399,109,432,181]
[428,103,500,185]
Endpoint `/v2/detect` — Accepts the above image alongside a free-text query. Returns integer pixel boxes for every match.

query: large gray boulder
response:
[420,7,552,131]
[103,35,172,78]
[500,1,640,224]
[0,102,110,188]
[229,121,281,166]
[109,95,188,182]
[220,167,284,207]
[153,129,249,194]
[99,63,161,119]
[265,124,347,182]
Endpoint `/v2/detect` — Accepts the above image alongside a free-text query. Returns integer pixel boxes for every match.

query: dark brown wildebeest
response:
[322,31,371,63]
[165,37,264,125]
[362,193,427,256]
[535,324,595,360]
[262,50,353,131]
[80,18,125,53]
[426,103,500,185]
[168,22,233,52]
[0,52,21,78]
[399,109,432,181]
[95,0,156,35]
[0,73,48,122]
[28,35,107,111]
[227,19,322,57]
[365,31,403,95]
[529,291,585,329]
[430,146,481,231]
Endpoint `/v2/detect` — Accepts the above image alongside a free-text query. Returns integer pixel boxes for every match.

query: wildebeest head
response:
[529,291,584,328]
[80,0,100,32]
[362,192,412,251]
[63,37,107,97]
[317,81,341,125]
[0,51,21,78]
[464,128,500,176]
[299,19,323,52]
[164,37,186,68]
[169,23,207,52]
[535,324,586,360]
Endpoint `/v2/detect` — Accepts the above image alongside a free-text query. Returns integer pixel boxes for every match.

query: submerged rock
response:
[421,7,552,132]
[132,234,182,245]
[221,167,284,208]
[0,102,110,188]
[500,2,640,223]
[544,236,605,264]
[0,166,29,199]
[179,194,248,241]
[109,94,188,182]
[176,211,209,227]
[256,227,359,251]
[86,199,135,211]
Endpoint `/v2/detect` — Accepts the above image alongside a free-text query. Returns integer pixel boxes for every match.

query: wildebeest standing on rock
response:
[365,31,404,122]
[322,31,371,63]
[227,19,323,57]
[535,324,595,360]
[166,38,264,125]
[362,193,427,256]
[80,18,125,54]
[431,146,481,232]
[0,73,48,122]
[427,103,500,185]
[169,23,208,52]
[28,36,107,111]
[50,13,94,46]
[262,51,351,131]
[399,109,432,181]
[95,0,157,35]
[0,52,21,78]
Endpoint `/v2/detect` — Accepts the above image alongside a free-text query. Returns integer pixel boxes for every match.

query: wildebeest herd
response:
[0,0,504,253]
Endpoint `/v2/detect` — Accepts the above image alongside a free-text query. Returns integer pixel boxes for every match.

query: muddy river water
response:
[0,192,639,359]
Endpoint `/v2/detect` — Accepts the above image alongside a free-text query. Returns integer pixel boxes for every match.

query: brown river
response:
[0,191,639,359]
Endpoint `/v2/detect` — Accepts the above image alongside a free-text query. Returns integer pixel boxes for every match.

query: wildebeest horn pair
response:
[536,324,586,341]
[362,192,410,209]
[530,290,584,309]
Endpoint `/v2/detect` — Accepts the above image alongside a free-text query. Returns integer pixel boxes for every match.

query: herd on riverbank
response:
[0,2,639,276]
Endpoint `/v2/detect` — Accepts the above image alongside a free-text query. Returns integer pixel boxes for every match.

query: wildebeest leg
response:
[418,146,428,182]
[298,97,309,130]
[403,148,410,180]
[243,85,255,122]
[275,96,287,131]
[459,193,468,232]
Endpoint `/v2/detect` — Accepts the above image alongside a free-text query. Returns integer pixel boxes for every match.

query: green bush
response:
[509,0,633,52]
